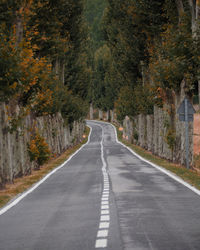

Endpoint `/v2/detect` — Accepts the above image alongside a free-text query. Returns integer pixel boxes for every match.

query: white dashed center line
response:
[95,239,107,248]
[99,222,110,229]
[97,230,108,237]
[101,210,109,215]
[101,215,110,221]
[101,205,109,209]
[95,125,110,249]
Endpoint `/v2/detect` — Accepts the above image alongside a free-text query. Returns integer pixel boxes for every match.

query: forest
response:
[1,0,199,128]
[0,0,200,185]
[0,0,89,127]
[0,0,89,186]
[86,0,199,120]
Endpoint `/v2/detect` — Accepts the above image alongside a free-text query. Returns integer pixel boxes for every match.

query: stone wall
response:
[0,102,85,187]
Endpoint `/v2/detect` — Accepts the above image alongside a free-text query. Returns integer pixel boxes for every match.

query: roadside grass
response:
[0,126,90,209]
[114,123,200,191]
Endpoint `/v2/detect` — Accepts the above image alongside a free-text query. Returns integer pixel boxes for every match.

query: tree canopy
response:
[1,0,199,125]
[0,0,88,129]
[100,0,199,120]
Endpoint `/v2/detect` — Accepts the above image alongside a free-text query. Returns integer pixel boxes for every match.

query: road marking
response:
[95,124,110,249]
[95,239,107,248]
[101,215,110,221]
[0,125,93,216]
[89,120,200,250]
[97,230,108,237]
[101,210,109,215]
[101,205,109,209]
[91,120,200,198]
[99,222,110,229]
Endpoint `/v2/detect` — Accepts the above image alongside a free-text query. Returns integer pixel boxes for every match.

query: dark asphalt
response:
[0,121,200,250]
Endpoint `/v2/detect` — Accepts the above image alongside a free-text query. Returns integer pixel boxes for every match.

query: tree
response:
[102,0,198,118]
[0,0,88,130]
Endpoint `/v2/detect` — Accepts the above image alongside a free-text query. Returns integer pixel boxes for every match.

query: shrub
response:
[28,131,50,168]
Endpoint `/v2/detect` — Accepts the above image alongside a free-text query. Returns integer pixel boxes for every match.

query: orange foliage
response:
[28,130,51,166]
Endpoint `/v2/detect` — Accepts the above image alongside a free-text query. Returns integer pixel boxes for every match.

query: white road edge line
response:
[104,121,200,197]
[89,120,200,197]
[0,125,93,216]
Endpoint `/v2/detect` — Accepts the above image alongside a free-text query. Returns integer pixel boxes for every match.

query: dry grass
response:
[0,127,90,208]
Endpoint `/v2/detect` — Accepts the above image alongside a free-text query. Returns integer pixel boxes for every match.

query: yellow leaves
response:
[7,116,12,122]
[10,82,17,89]
[126,4,137,21]
[35,89,53,107]
[1,21,56,116]
[1,1,70,118]
[41,36,47,41]
[28,131,51,166]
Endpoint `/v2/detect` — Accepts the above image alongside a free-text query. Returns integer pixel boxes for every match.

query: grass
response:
[0,126,90,209]
[114,123,200,191]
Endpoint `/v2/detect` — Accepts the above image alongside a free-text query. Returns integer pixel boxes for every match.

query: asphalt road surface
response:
[0,120,200,250]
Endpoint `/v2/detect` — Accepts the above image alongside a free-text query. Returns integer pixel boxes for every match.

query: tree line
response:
[0,0,89,131]
[87,0,200,122]
[1,0,199,127]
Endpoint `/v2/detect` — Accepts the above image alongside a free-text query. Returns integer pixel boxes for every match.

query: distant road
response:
[0,121,200,250]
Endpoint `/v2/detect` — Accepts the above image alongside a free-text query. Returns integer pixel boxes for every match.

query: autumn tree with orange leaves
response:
[0,0,88,130]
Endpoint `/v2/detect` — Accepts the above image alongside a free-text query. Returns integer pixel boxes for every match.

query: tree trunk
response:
[99,109,103,120]
[106,110,110,121]
[15,14,23,47]
[52,57,60,76]
[110,110,114,122]
[198,80,200,108]
[60,61,65,85]
[197,0,200,18]
[188,0,196,33]
[90,103,93,120]
[175,0,184,21]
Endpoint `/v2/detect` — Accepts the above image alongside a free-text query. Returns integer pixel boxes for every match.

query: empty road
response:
[0,120,200,250]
